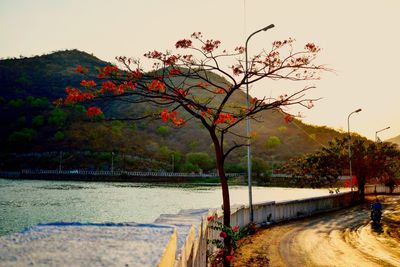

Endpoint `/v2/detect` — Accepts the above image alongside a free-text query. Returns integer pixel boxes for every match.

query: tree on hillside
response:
[62,32,327,263]
[284,136,400,200]
[283,138,345,188]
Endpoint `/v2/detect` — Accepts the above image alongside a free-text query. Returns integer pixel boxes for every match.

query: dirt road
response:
[233,195,400,267]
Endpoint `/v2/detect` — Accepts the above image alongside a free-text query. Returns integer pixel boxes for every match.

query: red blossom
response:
[164,55,179,65]
[80,80,97,88]
[231,65,243,76]
[191,32,202,39]
[207,216,214,221]
[75,65,89,74]
[305,43,320,53]
[160,109,177,122]
[226,255,234,262]
[232,226,239,232]
[201,108,213,117]
[182,54,193,62]
[219,231,228,238]
[172,117,186,126]
[214,88,225,94]
[215,113,235,124]
[284,114,294,124]
[123,81,136,91]
[197,82,209,88]
[65,87,94,104]
[234,46,245,54]
[86,106,103,117]
[98,65,120,78]
[101,81,116,93]
[175,89,188,97]
[144,50,163,59]
[175,39,192,49]
[160,109,185,127]
[169,68,182,76]
[201,39,221,53]
[148,80,166,93]
[131,69,142,79]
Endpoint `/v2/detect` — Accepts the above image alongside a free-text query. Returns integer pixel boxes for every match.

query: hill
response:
[0,50,345,172]
[387,135,400,146]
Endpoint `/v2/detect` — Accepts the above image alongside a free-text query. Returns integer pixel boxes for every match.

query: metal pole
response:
[347,108,361,191]
[375,126,390,142]
[245,24,274,223]
[111,152,114,173]
[59,151,63,172]
[172,154,174,172]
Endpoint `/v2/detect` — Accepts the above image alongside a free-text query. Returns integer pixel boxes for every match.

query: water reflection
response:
[0,179,330,236]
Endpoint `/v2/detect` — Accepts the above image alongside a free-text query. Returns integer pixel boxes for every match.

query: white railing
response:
[17,169,242,178]
[364,184,400,194]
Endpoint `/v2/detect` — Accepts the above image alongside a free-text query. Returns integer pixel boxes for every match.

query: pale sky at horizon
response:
[1,0,399,141]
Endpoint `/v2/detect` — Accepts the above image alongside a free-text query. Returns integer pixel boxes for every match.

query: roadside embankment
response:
[233,194,400,267]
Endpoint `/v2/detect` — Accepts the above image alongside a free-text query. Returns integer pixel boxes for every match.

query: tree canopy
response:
[62,32,328,264]
[284,136,400,200]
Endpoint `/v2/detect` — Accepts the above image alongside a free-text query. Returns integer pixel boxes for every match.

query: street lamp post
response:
[347,108,362,191]
[111,152,114,174]
[245,24,275,223]
[375,126,390,142]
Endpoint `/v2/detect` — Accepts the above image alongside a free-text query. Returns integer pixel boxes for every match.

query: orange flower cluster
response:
[197,82,209,89]
[99,80,135,95]
[284,114,294,123]
[163,55,179,65]
[214,88,225,94]
[215,113,235,124]
[130,69,142,79]
[75,65,89,74]
[231,64,243,76]
[200,108,213,117]
[169,68,182,76]
[305,43,320,53]
[148,80,166,93]
[80,80,97,88]
[201,39,221,53]
[160,109,186,127]
[98,65,120,78]
[87,106,103,117]
[175,39,192,49]
[174,89,188,97]
[143,50,163,59]
[65,87,94,104]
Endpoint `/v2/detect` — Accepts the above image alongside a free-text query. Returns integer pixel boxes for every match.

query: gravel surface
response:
[233,195,400,267]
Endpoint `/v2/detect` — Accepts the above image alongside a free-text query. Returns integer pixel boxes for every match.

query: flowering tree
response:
[283,136,400,200]
[63,32,327,263]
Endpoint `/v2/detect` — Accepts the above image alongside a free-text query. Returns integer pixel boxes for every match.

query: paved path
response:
[234,195,400,267]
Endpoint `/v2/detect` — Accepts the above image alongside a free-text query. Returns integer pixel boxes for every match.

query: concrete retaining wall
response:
[177,191,357,266]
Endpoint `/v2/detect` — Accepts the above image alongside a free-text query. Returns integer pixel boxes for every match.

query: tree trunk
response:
[358,182,365,202]
[210,131,232,266]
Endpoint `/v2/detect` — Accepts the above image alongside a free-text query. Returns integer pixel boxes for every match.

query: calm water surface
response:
[0,179,331,236]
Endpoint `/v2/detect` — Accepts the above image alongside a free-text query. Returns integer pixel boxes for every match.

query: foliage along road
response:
[233,195,400,267]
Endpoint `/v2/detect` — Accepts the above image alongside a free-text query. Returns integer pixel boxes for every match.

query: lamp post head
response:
[355,108,362,113]
[262,24,275,31]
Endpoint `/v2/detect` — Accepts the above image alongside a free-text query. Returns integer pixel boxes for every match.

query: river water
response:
[0,179,331,236]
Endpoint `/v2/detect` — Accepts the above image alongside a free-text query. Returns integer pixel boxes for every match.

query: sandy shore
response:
[233,195,400,267]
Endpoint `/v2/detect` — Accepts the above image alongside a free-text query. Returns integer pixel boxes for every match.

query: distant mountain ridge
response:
[0,50,346,171]
[387,135,400,146]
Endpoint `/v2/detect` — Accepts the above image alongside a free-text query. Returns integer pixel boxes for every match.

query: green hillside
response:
[0,50,345,172]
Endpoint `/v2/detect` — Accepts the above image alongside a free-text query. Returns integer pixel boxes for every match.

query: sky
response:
[1,0,399,141]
